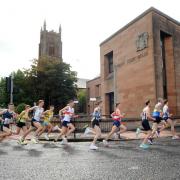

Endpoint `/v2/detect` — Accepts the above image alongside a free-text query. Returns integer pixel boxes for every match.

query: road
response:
[0,138,180,180]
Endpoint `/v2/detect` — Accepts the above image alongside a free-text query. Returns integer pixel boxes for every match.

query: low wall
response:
[50,116,180,132]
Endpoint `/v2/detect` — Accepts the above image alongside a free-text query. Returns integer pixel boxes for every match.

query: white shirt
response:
[33,106,44,121]
[163,105,169,117]
[63,106,74,122]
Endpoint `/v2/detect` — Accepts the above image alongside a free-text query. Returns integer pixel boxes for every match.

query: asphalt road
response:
[0,138,180,180]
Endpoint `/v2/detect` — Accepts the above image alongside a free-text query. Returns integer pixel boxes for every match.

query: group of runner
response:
[0,98,179,150]
[85,98,179,150]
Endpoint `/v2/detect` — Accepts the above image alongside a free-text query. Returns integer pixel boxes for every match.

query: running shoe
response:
[136,128,141,138]
[90,143,98,150]
[103,140,109,146]
[148,138,153,145]
[44,134,50,141]
[114,133,119,140]
[61,138,68,145]
[31,138,38,144]
[84,127,91,136]
[20,140,28,145]
[139,143,150,149]
[82,124,89,130]
[18,137,27,145]
[172,135,179,140]
[54,136,59,142]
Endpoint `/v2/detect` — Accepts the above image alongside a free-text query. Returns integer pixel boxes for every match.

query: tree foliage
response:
[0,56,77,111]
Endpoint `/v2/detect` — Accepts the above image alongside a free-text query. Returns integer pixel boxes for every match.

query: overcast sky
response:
[0,0,179,79]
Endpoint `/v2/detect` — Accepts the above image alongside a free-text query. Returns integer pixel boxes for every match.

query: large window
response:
[49,45,55,56]
[95,84,101,97]
[105,51,113,74]
[160,31,171,99]
[108,92,114,114]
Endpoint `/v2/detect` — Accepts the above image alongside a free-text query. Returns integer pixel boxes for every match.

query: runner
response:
[38,105,55,140]
[15,105,31,136]
[19,100,44,144]
[0,104,16,141]
[151,98,164,139]
[89,102,102,150]
[139,100,155,149]
[54,100,75,144]
[160,99,179,139]
[103,103,125,146]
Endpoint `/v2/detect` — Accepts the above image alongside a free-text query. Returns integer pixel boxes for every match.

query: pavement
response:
[0,137,180,180]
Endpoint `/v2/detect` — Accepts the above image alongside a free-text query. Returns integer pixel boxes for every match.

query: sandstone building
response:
[87,7,180,117]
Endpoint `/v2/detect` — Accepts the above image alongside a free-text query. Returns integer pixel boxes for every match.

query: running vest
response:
[141,107,148,120]
[63,106,74,122]
[2,110,14,124]
[153,102,162,117]
[44,111,54,123]
[18,111,29,123]
[93,111,101,121]
[33,106,44,121]
[163,105,169,118]
[112,112,121,121]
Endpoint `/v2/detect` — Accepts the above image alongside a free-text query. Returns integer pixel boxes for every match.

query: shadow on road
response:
[0,149,8,155]
[28,149,42,157]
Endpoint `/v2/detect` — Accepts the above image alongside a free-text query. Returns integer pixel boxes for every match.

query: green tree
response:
[36,56,77,110]
[0,77,9,107]
[77,89,87,114]
[0,57,77,112]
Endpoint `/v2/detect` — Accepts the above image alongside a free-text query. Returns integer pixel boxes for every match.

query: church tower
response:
[39,21,62,60]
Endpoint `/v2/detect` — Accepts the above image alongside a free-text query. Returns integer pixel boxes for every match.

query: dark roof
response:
[100,7,180,46]
[87,76,101,83]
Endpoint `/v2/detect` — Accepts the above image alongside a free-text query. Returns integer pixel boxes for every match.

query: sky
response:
[0,0,179,79]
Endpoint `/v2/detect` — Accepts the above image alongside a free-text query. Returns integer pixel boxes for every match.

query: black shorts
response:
[16,121,26,128]
[92,119,100,128]
[0,123,3,131]
[62,121,71,127]
[31,118,40,127]
[3,124,10,129]
[142,119,151,131]
[153,116,162,124]
[163,117,169,121]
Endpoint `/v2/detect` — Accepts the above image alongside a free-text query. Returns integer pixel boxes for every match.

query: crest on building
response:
[136,32,149,51]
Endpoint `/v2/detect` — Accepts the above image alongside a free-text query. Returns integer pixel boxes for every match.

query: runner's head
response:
[68,100,74,107]
[8,103,14,111]
[25,105,30,110]
[38,100,44,107]
[157,98,163,105]
[49,105,54,111]
[145,100,150,106]
[164,99,168,105]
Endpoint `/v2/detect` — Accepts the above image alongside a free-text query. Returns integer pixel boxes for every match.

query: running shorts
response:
[142,119,151,131]
[16,121,26,128]
[153,116,162,124]
[62,121,71,127]
[113,120,121,128]
[31,118,40,127]
[92,119,100,128]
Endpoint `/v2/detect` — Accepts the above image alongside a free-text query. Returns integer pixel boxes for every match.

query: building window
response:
[95,84,101,97]
[105,51,113,74]
[49,46,55,56]
[108,92,114,114]
[160,31,171,99]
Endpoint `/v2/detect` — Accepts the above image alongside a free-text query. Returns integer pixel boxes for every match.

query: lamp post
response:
[10,74,14,104]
